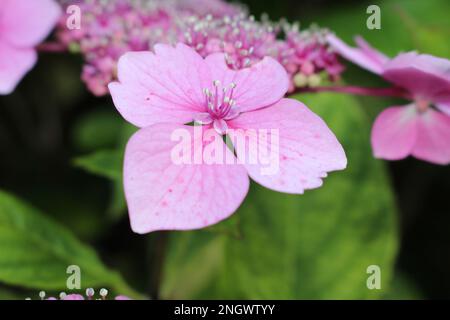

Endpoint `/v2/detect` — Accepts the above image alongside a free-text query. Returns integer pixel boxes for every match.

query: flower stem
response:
[37,42,67,53]
[295,85,411,99]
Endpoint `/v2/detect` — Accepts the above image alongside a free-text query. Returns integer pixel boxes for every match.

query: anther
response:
[86,288,95,300]
[100,288,108,300]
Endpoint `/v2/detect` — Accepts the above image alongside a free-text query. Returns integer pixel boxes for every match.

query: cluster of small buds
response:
[178,14,344,91]
[57,0,182,95]
[179,13,278,69]
[27,288,130,300]
[55,0,344,95]
[279,24,345,91]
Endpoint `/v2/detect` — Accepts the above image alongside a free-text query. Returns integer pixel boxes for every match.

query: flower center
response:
[194,80,240,135]
[204,80,237,119]
[415,99,430,113]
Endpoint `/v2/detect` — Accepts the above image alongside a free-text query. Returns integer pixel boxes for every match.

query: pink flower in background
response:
[109,43,346,233]
[0,0,61,94]
[328,35,450,165]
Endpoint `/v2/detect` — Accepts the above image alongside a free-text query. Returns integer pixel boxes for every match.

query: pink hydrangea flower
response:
[328,35,450,165]
[109,43,347,233]
[0,0,61,94]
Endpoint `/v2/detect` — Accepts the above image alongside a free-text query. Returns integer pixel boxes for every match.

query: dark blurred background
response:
[0,0,449,298]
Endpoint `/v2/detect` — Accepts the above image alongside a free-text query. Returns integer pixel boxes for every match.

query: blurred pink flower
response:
[109,43,346,233]
[0,0,61,94]
[328,35,450,165]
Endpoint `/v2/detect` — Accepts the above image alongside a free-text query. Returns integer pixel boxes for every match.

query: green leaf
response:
[73,110,124,152]
[73,149,124,220]
[74,123,137,219]
[161,93,398,299]
[0,190,142,298]
[0,286,24,300]
[74,150,122,181]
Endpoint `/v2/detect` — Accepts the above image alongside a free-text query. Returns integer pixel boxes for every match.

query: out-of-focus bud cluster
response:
[27,288,131,300]
[56,0,344,96]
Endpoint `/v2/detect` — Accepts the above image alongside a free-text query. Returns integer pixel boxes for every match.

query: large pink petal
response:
[227,98,347,194]
[109,43,212,127]
[371,105,418,160]
[412,109,450,165]
[109,81,200,128]
[382,52,450,102]
[0,43,36,95]
[124,123,250,233]
[327,34,388,75]
[205,53,289,113]
[1,0,61,47]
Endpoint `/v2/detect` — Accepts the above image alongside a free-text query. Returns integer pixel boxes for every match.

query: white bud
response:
[86,288,95,298]
[100,288,108,297]
[293,73,308,88]
[307,74,321,87]
[39,291,46,300]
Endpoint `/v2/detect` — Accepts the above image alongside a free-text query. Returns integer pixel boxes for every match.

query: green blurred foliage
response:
[309,0,450,57]
[383,273,422,300]
[73,122,137,219]
[0,190,141,299]
[73,109,124,152]
[160,93,398,299]
[74,150,123,181]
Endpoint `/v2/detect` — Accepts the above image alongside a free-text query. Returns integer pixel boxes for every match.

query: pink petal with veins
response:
[205,53,289,113]
[109,43,212,127]
[124,123,249,233]
[228,98,347,194]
